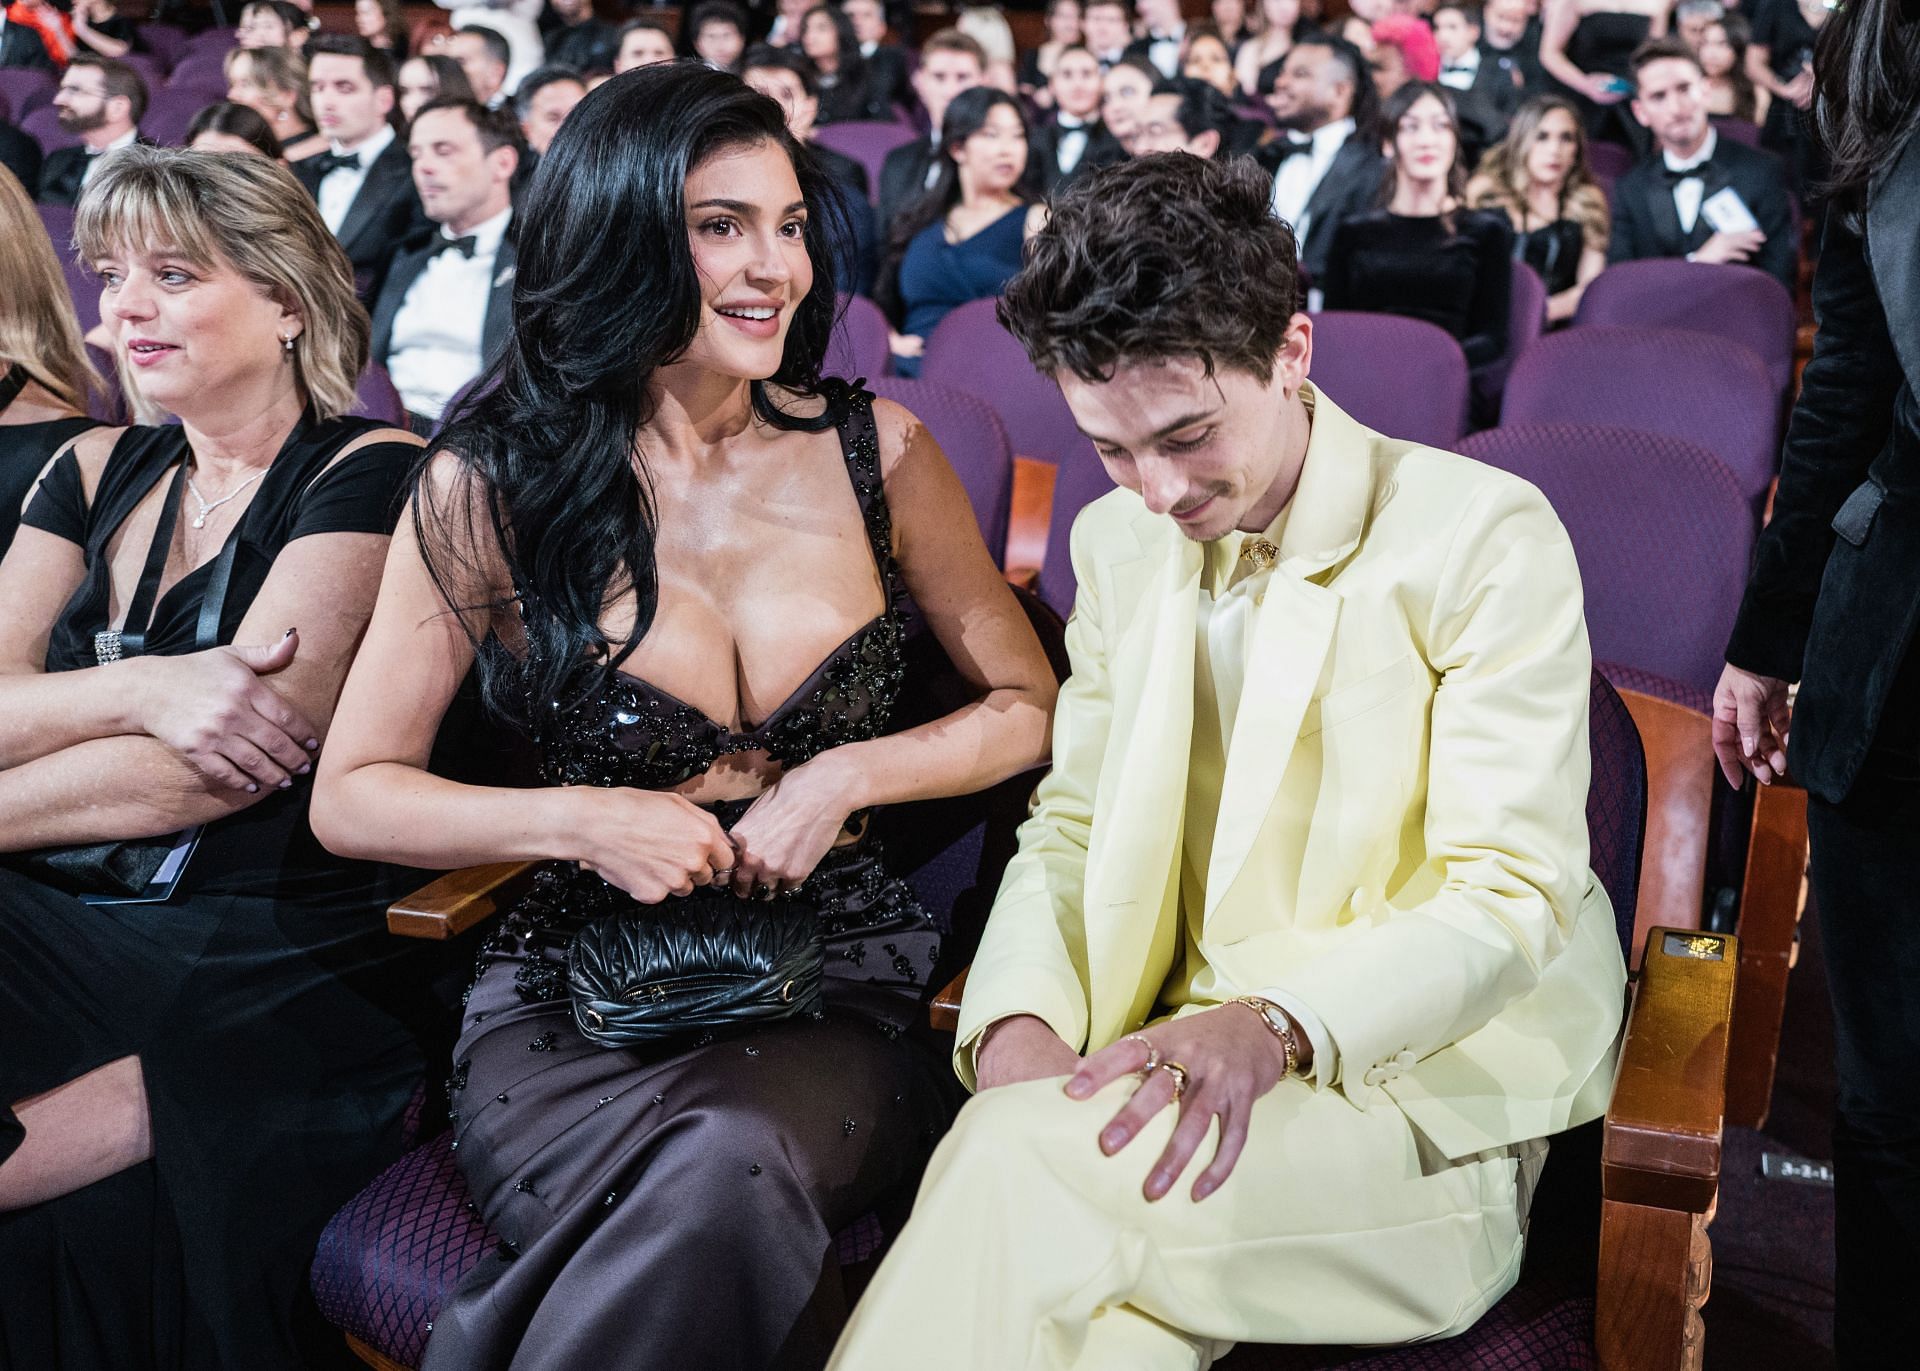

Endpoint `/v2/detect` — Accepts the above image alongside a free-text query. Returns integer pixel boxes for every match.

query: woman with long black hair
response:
[1714,3,1920,1364]
[876,86,1043,376]
[311,63,1057,1370]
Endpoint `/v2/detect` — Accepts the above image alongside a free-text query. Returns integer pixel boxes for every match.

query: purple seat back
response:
[352,365,407,425]
[1473,258,1550,413]
[22,105,81,155]
[119,53,167,96]
[1574,259,1796,395]
[165,52,233,94]
[144,87,218,148]
[1586,140,1634,195]
[37,202,75,256]
[139,23,192,71]
[0,69,55,123]
[1461,423,1753,701]
[61,241,102,336]
[870,376,1013,561]
[1500,325,1779,505]
[812,119,917,204]
[922,298,1099,470]
[1712,116,1762,148]
[1307,312,1471,449]
[825,292,891,380]
[1037,448,1119,617]
[183,28,241,60]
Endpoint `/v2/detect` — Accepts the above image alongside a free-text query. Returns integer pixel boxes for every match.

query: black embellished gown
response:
[419,381,959,1371]
[0,418,458,1370]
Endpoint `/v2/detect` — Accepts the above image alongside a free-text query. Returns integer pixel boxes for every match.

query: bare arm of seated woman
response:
[0,428,418,849]
[720,399,1057,897]
[310,454,739,904]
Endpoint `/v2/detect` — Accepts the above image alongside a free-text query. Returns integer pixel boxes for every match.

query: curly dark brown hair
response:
[997,153,1301,385]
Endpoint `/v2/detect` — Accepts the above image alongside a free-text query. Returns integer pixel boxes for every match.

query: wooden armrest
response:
[1604,926,1739,1213]
[1005,456,1056,585]
[930,966,969,1033]
[1615,689,1715,971]
[387,860,539,940]
[1726,775,1808,1128]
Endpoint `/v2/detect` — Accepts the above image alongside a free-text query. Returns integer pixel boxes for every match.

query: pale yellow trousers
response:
[829,1074,1544,1371]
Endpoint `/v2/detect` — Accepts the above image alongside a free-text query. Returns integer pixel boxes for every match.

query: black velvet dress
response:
[1320,208,1517,370]
[0,418,457,1371]
[418,380,958,1371]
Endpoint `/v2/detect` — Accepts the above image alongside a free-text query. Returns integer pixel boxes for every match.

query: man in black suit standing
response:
[843,0,908,109]
[37,54,146,207]
[1256,34,1382,290]
[1123,0,1186,80]
[876,28,984,235]
[1434,4,1522,157]
[370,98,520,434]
[1608,37,1798,292]
[295,36,422,303]
[0,3,56,73]
[1029,45,1127,193]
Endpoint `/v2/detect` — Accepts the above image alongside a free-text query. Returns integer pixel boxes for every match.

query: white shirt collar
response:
[331,121,395,163]
[1311,117,1356,155]
[443,203,513,257]
[1663,126,1717,175]
[1441,47,1481,73]
[90,126,138,155]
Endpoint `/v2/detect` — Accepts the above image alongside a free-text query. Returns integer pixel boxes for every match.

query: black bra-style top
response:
[526,379,907,795]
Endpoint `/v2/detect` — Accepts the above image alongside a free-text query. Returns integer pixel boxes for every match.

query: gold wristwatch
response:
[1230,995,1301,1078]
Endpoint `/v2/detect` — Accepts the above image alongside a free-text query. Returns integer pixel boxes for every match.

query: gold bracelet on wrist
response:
[1229,995,1300,1078]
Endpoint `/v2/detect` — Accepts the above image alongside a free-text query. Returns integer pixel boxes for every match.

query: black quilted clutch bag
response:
[566,892,825,1048]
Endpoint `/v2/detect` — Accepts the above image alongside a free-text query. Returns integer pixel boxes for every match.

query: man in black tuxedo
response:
[1080,0,1134,71]
[1608,37,1797,291]
[0,114,39,193]
[876,28,983,235]
[1434,3,1522,158]
[542,0,618,77]
[1479,0,1544,93]
[842,0,908,109]
[370,98,519,434]
[37,54,147,207]
[1123,0,1186,80]
[741,43,878,291]
[1255,34,1383,289]
[1029,45,1127,193]
[0,5,55,73]
[294,36,422,303]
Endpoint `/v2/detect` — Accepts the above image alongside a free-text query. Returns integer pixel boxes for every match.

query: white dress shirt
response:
[1143,23,1185,79]
[1054,113,1092,175]
[1437,47,1481,92]
[316,122,396,236]
[1268,116,1355,250]
[81,127,138,187]
[1665,126,1718,236]
[386,205,512,422]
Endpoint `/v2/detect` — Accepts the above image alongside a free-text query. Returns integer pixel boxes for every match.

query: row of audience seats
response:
[0,25,239,151]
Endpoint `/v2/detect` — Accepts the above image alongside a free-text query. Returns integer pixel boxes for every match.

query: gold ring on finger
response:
[1123,1033,1161,1076]
[1154,1060,1190,1103]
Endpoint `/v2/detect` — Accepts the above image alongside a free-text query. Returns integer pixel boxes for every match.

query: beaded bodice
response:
[527,380,907,794]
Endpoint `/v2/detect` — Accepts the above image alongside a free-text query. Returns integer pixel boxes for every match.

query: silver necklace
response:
[183,463,267,530]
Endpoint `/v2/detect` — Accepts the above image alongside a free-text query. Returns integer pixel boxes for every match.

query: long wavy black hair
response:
[419,63,846,725]
[1814,0,1920,228]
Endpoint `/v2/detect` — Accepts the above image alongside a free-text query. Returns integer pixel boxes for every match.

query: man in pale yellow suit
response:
[829,155,1628,1369]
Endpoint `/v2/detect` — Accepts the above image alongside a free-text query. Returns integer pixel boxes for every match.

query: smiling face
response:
[950,101,1028,195]
[1050,47,1104,120]
[1482,0,1528,48]
[677,140,815,382]
[1059,338,1313,544]
[1389,90,1456,182]
[95,239,301,415]
[309,51,392,146]
[1270,44,1350,129]
[1523,104,1580,188]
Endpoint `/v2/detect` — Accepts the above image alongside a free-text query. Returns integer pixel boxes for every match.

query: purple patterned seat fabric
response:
[1306,313,1471,449]
[921,299,1101,472]
[0,69,55,123]
[1462,423,1753,702]
[827,292,893,383]
[870,375,1013,561]
[1574,259,1796,395]
[1501,325,1780,506]
[811,120,918,205]
[1035,439,1118,617]
[351,365,407,426]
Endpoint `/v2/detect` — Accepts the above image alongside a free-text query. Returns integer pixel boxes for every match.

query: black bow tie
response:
[1441,63,1475,76]
[1058,115,1089,131]
[1269,135,1312,161]
[1661,161,1709,186]
[428,234,477,260]
[313,149,363,177]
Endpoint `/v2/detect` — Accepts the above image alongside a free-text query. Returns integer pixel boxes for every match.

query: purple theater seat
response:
[61,242,102,336]
[1574,259,1796,395]
[1711,116,1762,148]
[1462,423,1753,701]
[1586,140,1634,195]
[21,105,81,156]
[165,52,233,94]
[139,23,192,71]
[0,69,55,123]
[826,292,891,380]
[1037,446,1119,617]
[811,119,918,204]
[183,27,241,61]
[922,297,1100,469]
[352,365,407,425]
[37,201,75,255]
[1306,312,1471,449]
[1500,325,1780,507]
[119,53,167,95]
[871,376,1013,561]
[144,87,219,148]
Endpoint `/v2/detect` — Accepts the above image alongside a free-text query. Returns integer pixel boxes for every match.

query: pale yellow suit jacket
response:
[955,386,1628,1161]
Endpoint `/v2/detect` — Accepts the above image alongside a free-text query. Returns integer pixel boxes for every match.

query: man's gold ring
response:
[1155,1060,1191,1103]
[1124,1034,1161,1075]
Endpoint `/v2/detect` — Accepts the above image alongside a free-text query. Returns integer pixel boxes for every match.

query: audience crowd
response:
[0,1,1820,1368]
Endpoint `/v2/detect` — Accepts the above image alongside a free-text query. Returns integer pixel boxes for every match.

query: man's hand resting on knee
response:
[975,1014,1082,1090]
